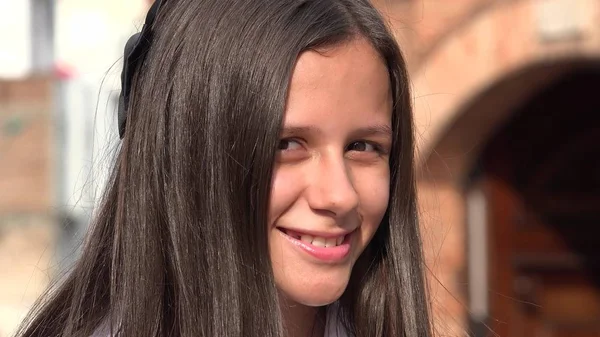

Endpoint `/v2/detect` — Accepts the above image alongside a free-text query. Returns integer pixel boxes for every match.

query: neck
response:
[279,297,326,337]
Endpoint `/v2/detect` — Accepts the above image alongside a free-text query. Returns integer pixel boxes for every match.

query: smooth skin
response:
[269,37,393,337]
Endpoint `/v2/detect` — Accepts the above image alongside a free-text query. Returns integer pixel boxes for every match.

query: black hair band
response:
[118,0,165,139]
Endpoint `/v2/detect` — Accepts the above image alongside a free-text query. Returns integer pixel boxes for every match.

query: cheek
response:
[268,167,303,226]
[355,167,390,231]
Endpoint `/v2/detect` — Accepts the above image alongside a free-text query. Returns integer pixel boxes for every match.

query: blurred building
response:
[1,0,599,337]
[0,1,56,334]
[0,0,145,335]
[380,0,600,336]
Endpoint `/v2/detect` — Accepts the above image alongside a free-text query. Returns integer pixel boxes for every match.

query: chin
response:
[276,268,352,307]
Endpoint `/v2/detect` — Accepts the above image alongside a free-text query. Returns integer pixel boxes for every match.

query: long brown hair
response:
[16,0,431,336]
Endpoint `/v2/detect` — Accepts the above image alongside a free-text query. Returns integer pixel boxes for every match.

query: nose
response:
[306,155,359,217]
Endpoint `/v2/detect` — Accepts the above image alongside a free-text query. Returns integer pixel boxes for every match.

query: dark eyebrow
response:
[280,124,392,138]
[280,126,321,137]
[353,124,392,138]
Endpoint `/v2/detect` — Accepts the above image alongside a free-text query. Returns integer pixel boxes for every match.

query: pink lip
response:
[277,229,352,262]
[278,227,352,239]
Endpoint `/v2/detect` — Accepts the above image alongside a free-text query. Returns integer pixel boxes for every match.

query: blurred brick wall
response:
[0,76,54,212]
[382,1,600,336]
[374,0,493,71]
[0,75,58,337]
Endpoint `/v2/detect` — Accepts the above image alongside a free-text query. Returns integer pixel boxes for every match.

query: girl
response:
[16,0,431,336]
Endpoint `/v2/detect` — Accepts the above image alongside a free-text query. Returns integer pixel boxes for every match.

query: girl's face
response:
[269,37,392,307]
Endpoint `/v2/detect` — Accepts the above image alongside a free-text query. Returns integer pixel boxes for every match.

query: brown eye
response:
[278,139,302,151]
[347,141,376,152]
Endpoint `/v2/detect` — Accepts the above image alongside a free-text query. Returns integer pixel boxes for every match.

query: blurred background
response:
[0,0,598,336]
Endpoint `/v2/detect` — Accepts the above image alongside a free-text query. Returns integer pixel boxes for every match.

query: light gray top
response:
[92,303,349,337]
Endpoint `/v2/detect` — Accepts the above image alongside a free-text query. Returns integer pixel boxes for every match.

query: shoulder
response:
[92,307,350,337]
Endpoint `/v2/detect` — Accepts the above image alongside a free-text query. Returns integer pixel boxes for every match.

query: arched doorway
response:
[418,60,600,336]
[405,1,600,333]
[473,65,600,337]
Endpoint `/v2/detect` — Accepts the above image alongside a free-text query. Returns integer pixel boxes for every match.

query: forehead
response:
[285,37,392,128]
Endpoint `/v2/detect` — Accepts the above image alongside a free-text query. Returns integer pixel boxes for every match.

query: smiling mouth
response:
[277,228,348,247]
[276,227,353,262]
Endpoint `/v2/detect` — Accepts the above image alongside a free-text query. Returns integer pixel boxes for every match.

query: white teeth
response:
[298,234,345,247]
[325,238,337,247]
[300,235,314,243]
[312,237,326,247]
